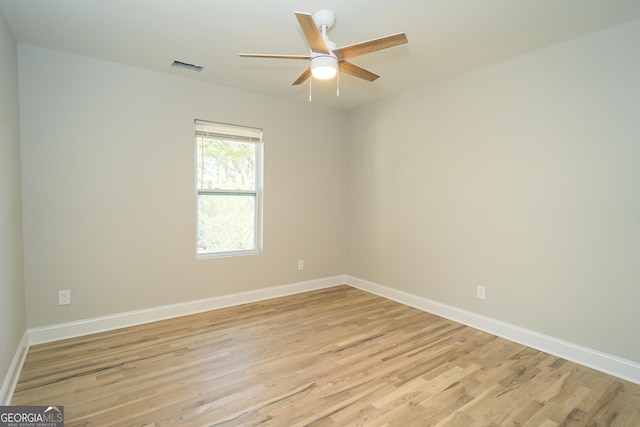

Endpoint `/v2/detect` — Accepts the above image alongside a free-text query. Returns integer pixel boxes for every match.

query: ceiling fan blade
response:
[292,67,311,85]
[295,12,329,54]
[339,61,380,82]
[333,33,408,61]
[239,54,310,60]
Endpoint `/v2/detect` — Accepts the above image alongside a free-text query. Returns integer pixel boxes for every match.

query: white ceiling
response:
[2,0,640,110]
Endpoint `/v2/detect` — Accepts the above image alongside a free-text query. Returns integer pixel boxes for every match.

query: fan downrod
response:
[312,10,336,31]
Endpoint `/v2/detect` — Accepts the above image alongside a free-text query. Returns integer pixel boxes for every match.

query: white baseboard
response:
[28,275,346,346]
[345,275,640,385]
[0,332,29,405]
[20,274,640,391]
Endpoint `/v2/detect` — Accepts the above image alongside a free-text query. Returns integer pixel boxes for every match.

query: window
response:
[195,120,263,257]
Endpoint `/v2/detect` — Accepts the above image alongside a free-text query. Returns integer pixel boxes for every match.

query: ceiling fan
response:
[239,10,408,86]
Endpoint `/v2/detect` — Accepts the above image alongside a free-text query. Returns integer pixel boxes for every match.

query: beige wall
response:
[0,10,26,388]
[347,19,640,363]
[18,45,348,328]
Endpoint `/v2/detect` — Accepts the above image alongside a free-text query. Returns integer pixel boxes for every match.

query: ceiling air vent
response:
[171,60,204,72]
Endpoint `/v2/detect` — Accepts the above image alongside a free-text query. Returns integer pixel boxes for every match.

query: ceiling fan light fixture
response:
[239,10,408,87]
[310,54,338,80]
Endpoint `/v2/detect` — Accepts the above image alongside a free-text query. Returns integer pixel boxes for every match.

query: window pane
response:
[196,138,256,191]
[198,193,256,253]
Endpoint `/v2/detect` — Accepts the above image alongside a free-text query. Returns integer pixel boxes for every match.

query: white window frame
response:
[195,119,263,258]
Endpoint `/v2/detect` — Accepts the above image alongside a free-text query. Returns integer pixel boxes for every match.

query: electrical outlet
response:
[297,260,304,270]
[476,285,486,301]
[58,289,71,305]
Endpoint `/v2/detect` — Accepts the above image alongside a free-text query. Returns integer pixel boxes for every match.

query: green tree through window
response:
[195,120,263,256]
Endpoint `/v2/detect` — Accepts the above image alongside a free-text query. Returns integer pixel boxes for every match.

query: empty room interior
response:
[1,1,640,425]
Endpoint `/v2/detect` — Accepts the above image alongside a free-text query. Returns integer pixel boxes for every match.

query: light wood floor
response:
[12,285,640,426]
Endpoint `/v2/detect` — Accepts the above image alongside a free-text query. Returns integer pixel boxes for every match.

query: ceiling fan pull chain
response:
[309,75,312,102]
[337,68,340,96]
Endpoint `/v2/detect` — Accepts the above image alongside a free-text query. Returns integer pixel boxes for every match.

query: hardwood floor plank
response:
[12,285,640,426]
